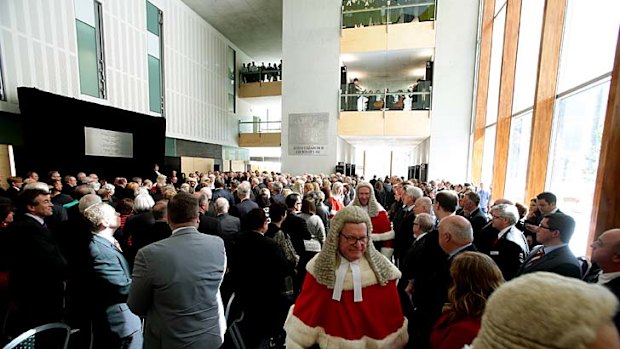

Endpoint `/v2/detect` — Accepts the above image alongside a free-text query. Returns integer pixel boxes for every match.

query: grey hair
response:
[491,203,519,226]
[79,194,103,214]
[215,198,229,214]
[415,197,433,213]
[237,182,251,198]
[23,182,50,193]
[272,181,282,193]
[414,213,434,233]
[83,202,116,230]
[404,186,423,200]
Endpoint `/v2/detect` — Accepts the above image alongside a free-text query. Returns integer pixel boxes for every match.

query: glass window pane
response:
[556,0,619,93]
[146,1,160,35]
[485,6,506,126]
[228,46,236,113]
[481,125,497,187]
[511,0,544,114]
[148,55,161,113]
[547,81,610,256]
[76,20,99,97]
[504,112,532,204]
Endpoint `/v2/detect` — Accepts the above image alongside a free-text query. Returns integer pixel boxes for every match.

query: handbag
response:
[303,239,322,253]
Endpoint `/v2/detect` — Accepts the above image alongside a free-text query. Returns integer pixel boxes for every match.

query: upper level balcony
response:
[341,0,436,53]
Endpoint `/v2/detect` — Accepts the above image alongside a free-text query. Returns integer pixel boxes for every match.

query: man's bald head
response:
[414,197,433,215]
[592,229,620,273]
[439,215,473,254]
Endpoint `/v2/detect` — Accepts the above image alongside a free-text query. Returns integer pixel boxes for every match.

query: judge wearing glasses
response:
[516,212,581,278]
[284,206,408,348]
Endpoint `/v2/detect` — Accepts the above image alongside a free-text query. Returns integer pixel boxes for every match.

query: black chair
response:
[2,322,71,349]
[224,293,246,349]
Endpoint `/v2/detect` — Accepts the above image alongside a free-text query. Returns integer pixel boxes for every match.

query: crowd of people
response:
[0,168,618,349]
[240,61,282,83]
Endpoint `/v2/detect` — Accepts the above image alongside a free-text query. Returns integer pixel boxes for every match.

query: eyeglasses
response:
[340,233,369,245]
[491,214,502,220]
[538,224,553,231]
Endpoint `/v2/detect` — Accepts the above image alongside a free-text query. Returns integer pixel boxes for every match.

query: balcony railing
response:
[341,90,431,111]
[342,0,436,29]
[240,69,281,84]
[238,120,282,134]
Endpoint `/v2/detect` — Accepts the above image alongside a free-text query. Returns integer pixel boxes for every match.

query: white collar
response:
[598,271,620,285]
[332,255,363,303]
[415,232,428,241]
[498,226,512,239]
[25,213,45,225]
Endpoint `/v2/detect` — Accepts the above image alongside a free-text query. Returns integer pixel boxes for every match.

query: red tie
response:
[526,247,545,267]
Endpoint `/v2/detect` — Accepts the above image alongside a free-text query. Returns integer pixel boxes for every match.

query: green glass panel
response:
[76,20,99,97]
[165,137,176,156]
[148,55,161,113]
[146,1,160,35]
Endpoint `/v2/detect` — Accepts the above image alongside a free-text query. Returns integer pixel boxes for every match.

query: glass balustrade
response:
[342,0,436,29]
[340,89,431,111]
[238,120,282,133]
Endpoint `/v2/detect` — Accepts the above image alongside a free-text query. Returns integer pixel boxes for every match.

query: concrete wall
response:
[280,0,340,175]
[428,0,480,182]
[0,0,247,146]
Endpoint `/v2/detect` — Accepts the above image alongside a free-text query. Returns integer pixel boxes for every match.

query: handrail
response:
[343,2,435,15]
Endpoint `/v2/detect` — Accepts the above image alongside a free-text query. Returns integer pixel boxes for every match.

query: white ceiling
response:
[181,0,283,62]
[341,48,434,90]
[341,135,427,147]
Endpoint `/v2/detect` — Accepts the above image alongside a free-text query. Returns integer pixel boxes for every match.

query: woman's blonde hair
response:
[444,251,504,320]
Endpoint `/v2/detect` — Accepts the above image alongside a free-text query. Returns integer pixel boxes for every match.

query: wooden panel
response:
[341,26,387,53]
[387,22,436,50]
[238,132,282,147]
[525,0,567,202]
[588,28,620,249]
[239,83,261,98]
[338,111,385,136]
[231,160,246,172]
[384,111,431,137]
[0,145,11,190]
[492,0,522,201]
[260,81,282,96]
[239,81,282,98]
[341,22,436,53]
[472,0,496,185]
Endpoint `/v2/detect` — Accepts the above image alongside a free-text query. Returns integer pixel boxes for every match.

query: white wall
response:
[0,0,246,146]
[336,137,355,165]
[428,0,480,182]
[413,137,430,164]
[280,0,340,175]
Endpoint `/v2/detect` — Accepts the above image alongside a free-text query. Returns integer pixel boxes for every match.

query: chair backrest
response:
[224,293,247,349]
[2,323,71,349]
[577,256,593,280]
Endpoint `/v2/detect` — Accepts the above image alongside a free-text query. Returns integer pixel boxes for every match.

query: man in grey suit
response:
[128,192,227,349]
[215,197,241,241]
[84,203,143,349]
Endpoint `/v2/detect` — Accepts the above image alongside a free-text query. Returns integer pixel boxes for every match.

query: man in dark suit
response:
[232,208,293,348]
[394,186,423,267]
[84,203,142,348]
[517,212,581,278]
[214,198,240,242]
[128,192,227,349]
[487,204,529,280]
[281,193,312,293]
[6,188,67,335]
[5,176,23,203]
[462,191,488,237]
[405,190,460,349]
[591,228,620,331]
[212,177,235,207]
[229,182,258,225]
[132,200,171,251]
[196,193,222,237]
[270,181,286,205]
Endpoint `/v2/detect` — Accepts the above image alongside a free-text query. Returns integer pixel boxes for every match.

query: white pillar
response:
[281,0,341,174]
[428,0,481,182]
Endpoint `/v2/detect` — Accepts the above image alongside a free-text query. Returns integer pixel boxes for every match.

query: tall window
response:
[147,1,164,114]
[75,0,106,99]
[504,111,532,203]
[227,46,236,114]
[547,81,610,255]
